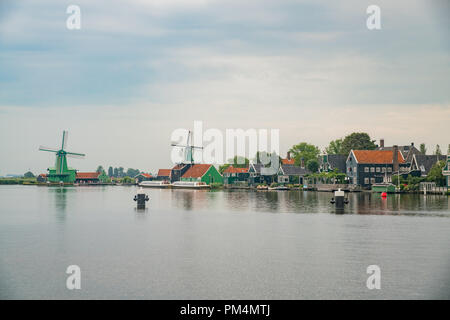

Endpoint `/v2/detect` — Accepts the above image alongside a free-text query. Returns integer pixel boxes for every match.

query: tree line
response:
[96,166,141,178]
[219,132,449,175]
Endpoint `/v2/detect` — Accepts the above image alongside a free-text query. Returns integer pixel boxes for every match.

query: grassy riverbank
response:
[0,178,38,185]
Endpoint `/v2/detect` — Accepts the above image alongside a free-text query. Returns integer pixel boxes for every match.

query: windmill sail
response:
[170,130,203,164]
[39,146,58,153]
[62,131,68,150]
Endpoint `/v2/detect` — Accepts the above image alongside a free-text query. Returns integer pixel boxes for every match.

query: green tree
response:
[254,151,281,167]
[108,166,113,177]
[448,144,450,155]
[126,168,140,177]
[98,171,111,183]
[96,165,104,173]
[230,156,249,168]
[420,143,426,155]
[325,139,343,155]
[340,132,377,156]
[219,163,231,174]
[289,142,320,166]
[434,144,442,156]
[427,161,446,186]
[121,176,134,184]
[306,159,319,173]
[23,171,35,178]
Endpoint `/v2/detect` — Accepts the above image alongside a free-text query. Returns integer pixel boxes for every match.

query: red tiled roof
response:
[181,164,212,178]
[223,166,249,174]
[76,172,100,179]
[38,173,47,177]
[172,164,186,170]
[281,158,295,165]
[157,169,171,177]
[352,150,405,164]
[140,173,152,178]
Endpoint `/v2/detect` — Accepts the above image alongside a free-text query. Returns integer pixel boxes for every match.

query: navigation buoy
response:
[381,192,387,198]
[134,187,149,209]
[331,188,348,209]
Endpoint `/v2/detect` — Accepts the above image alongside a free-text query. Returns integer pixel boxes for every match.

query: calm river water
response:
[0,185,449,299]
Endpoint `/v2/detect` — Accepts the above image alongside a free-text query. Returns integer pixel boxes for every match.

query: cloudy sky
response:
[0,0,449,175]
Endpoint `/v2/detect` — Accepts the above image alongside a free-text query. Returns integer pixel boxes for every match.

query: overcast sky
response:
[0,0,449,175]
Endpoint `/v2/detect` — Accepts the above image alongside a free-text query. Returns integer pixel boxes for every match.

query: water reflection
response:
[49,187,71,222]
[134,207,148,220]
[165,189,449,217]
[170,189,209,211]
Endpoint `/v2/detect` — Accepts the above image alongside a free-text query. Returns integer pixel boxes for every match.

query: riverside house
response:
[318,154,347,173]
[409,154,446,177]
[223,166,249,186]
[377,139,421,163]
[156,169,171,181]
[346,147,409,188]
[75,172,102,184]
[180,164,223,184]
[248,163,277,186]
[277,165,310,185]
[281,152,295,165]
[134,173,152,183]
[170,164,193,182]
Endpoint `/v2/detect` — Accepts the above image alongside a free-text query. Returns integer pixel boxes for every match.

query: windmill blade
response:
[67,153,85,159]
[66,151,85,158]
[186,130,191,146]
[39,146,58,153]
[62,131,69,150]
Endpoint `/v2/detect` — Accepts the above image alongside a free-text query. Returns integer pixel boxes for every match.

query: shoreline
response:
[0,181,448,195]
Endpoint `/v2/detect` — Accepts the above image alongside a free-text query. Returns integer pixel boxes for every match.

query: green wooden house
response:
[223,166,249,185]
[180,164,223,184]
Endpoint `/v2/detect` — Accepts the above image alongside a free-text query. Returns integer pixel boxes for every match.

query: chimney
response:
[380,138,385,149]
[392,145,399,172]
[287,151,291,160]
[300,157,305,169]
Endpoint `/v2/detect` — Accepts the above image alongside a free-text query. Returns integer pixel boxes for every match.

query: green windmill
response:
[39,131,85,183]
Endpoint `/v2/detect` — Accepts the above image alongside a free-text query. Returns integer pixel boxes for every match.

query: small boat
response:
[171,181,210,189]
[268,186,290,191]
[139,180,171,188]
[256,185,268,190]
[371,183,396,193]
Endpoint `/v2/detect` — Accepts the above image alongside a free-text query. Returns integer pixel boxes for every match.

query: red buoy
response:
[381,192,387,198]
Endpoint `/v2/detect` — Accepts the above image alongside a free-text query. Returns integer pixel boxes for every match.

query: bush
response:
[270,182,278,188]
[210,182,223,189]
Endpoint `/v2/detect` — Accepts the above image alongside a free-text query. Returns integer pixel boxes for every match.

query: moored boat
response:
[268,186,290,191]
[171,181,210,189]
[139,180,171,188]
[371,183,396,193]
